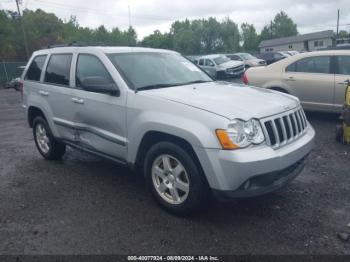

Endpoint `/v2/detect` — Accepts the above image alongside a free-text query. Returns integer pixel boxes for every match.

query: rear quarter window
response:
[44,54,73,86]
[25,55,47,81]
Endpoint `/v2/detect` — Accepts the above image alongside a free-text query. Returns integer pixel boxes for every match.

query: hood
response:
[219,60,244,68]
[142,82,300,120]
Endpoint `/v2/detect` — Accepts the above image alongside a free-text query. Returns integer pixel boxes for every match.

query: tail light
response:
[242,72,249,85]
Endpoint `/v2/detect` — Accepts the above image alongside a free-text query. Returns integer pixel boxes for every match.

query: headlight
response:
[216,119,265,149]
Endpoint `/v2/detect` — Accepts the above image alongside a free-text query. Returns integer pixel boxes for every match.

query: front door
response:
[283,55,335,112]
[71,53,127,161]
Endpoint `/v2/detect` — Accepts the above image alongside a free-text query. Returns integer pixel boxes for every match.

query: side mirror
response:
[81,76,120,96]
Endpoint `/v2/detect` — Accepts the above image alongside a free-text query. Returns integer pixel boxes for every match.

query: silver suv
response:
[22,46,315,214]
[197,54,245,79]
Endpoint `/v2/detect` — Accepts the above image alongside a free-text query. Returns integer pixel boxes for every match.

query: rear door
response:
[283,55,335,112]
[42,53,76,140]
[334,55,350,111]
[71,53,127,161]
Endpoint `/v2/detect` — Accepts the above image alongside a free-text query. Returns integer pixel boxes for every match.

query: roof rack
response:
[47,42,86,49]
[46,42,119,49]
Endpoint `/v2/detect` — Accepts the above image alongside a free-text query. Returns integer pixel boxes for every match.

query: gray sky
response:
[1,0,350,39]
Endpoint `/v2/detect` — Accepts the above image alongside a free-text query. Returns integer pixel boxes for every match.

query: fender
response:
[127,111,223,164]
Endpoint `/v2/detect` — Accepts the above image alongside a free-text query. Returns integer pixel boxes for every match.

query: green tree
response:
[141,30,173,49]
[259,11,298,41]
[220,18,240,52]
[273,11,298,38]
[240,23,259,51]
[338,30,349,38]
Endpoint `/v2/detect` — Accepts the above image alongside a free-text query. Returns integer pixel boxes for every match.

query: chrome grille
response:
[262,107,308,148]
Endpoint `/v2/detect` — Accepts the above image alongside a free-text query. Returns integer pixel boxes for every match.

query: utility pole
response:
[336,9,340,37]
[128,4,131,28]
[270,21,273,38]
[15,0,29,60]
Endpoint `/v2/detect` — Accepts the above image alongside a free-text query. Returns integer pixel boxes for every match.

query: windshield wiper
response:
[179,80,213,86]
[136,83,182,91]
[136,80,212,92]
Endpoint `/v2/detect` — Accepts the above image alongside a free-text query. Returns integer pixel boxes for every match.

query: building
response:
[259,30,335,53]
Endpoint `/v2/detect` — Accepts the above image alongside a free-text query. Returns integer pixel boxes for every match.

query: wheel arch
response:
[28,106,47,128]
[134,131,210,186]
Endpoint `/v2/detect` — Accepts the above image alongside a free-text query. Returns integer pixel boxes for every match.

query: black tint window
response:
[76,54,113,88]
[25,55,47,81]
[45,54,72,86]
[198,59,204,66]
[337,56,350,75]
[295,56,330,74]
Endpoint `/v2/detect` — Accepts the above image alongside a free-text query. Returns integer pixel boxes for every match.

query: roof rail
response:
[46,42,121,49]
[47,42,86,49]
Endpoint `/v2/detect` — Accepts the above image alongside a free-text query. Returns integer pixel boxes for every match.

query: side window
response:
[337,56,350,75]
[205,59,214,67]
[198,59,204,66]
[286,62,297,72]
[231,55,241,61]
[25,55,47,81]
[76,54,114,89]
[295,56,330,74]
[44,54,72,86]
[273,53,283,59]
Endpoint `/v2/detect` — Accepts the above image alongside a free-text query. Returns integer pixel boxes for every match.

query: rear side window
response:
[337,56,350,75]
[25,55,47,81]
[286,56,330,74]
[198,59,204,66]
[44,54,72,86]
[76,54,113,88]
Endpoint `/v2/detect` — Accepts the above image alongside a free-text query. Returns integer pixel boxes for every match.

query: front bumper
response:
[223,68,245,77]
[194,125,315,199]
[212,155,307,200]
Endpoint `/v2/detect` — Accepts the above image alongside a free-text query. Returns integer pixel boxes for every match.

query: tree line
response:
[0,8,300,61]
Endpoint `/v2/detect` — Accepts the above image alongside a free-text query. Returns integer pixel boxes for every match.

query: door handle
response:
[39,90,49,96]
[285,77,296,81]
[71,97,84,104]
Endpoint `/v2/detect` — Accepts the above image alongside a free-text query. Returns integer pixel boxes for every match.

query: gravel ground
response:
[0,88,349,255]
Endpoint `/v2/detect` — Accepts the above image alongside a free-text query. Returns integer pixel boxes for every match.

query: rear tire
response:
[144,142,207,215]
[33,116,66,160]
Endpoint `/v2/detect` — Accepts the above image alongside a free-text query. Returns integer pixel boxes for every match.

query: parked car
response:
[244,50,350,113]
[5,77,21,91]
[22,46,315,214]
[186,55,200,64]
[256,52,288,65]
[226,53,266,68]
[196,54,245,79]
[286,51,300,56]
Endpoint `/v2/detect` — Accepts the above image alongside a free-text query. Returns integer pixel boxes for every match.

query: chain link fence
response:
[0,61,27,88]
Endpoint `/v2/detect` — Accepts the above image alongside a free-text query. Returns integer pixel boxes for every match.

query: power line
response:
[32,0,177,22]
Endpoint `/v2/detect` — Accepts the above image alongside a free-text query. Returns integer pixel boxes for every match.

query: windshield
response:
[108,52,212,90]
[213,56,230,65]
[240,53,255,60]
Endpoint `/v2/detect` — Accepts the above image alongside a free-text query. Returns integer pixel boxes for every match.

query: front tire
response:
[33,116,66,160]
[144,142,207,215]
